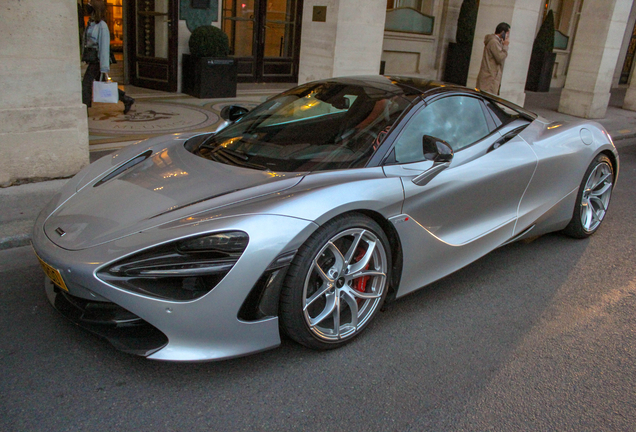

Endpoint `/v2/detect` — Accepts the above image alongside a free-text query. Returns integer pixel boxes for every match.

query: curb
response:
[0,234,31,251]
[613,132,636,142]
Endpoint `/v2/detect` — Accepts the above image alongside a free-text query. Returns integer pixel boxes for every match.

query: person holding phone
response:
[476,22,511,95]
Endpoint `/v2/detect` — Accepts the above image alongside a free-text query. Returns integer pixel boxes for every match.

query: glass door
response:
[223,0,302,82]
[127,0,178,91]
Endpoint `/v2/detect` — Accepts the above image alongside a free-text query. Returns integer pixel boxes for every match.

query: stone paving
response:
[87,84,290,150]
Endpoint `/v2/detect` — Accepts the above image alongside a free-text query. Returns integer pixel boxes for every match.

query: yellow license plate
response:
[34,252,69,292]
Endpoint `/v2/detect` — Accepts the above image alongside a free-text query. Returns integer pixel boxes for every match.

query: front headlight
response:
[98,231,248,301]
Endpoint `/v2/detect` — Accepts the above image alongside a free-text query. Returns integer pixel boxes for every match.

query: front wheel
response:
[563,154,614,239]
[279,214,391,350]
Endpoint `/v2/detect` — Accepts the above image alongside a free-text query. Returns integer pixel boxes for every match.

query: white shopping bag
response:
[93,80,119,103]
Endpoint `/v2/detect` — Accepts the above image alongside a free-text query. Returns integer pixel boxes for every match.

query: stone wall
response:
[298,0,387,84]
[0,0,89,187]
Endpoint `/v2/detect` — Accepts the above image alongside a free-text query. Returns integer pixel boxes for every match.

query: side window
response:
[485,100,520,128]
[394,96,491,163]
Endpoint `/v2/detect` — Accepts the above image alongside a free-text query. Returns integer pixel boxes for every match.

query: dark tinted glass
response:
[195,83,413,172]
[394,96,490,162]
[485,100,521,128]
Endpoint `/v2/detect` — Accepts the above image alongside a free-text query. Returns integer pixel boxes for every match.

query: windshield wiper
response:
[203,147,267,170]
[215,146,249,160]
[200,144,249,161]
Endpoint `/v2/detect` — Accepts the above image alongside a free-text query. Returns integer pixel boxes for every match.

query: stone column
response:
[559,0,632,118]
[624,61,636,111]
[467,0,543,106]
[0,0,89,186]
[623,4,636,112]
[298,0,386,84]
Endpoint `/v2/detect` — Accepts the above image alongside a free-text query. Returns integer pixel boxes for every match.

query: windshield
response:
[194,82,413,172]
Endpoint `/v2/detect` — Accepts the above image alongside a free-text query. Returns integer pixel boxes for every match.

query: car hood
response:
[44,141,303,250]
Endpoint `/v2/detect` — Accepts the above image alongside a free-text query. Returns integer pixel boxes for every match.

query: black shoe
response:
[123,97,135,114]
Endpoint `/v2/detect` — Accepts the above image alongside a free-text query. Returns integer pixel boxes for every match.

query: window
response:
[394,96,490,163]
[197,82,412,172]
[484,100,521,128]
[385,0,434,35]
[543,0,575,49]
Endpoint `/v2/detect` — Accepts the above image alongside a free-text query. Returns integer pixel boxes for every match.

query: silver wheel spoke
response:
[589,182,611,198]
[594,171,612,186]
[340,289,359,329]
[348,269,386,280]
[308,292,337,328]
[588,196,607,213]
[304,282,332,311]
[333,295,341,338]
[582,200,594,229]
[342,285,382,300]
[343,230,365,266]
[313,259,333,285]
[326,241,346,273]
[348,239,377,275]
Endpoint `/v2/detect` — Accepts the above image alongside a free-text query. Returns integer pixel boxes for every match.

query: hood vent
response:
[93,150,153,188]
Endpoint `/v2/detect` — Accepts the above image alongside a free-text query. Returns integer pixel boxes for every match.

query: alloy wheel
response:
[302,228,388,341]
[580,161,613,233]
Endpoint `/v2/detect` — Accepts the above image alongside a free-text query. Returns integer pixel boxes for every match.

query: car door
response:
[383,94,538,296]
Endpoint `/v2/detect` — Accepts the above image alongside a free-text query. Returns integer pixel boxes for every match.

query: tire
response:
[279,213,391,350]
[563,154,614,239]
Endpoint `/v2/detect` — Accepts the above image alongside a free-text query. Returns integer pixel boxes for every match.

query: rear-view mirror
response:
[220,105,249,122]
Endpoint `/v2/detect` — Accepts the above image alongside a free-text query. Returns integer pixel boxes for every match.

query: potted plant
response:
[182,25,237,98]
[443,0,478,86]
[525,10,556,92]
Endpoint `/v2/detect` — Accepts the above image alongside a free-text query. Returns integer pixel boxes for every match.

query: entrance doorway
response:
[126,0,179,91]
[222,0,303,83]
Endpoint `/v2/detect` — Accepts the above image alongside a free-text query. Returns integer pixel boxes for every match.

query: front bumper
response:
[33,212,317,361]
[44,278,168,356]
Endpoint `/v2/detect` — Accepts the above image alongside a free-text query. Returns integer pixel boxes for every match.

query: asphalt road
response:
[2,143,636,431]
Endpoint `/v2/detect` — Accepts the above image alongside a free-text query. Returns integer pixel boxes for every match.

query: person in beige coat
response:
[476,22,511,95]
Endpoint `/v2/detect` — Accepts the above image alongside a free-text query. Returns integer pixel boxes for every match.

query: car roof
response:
[311,75,447,96]
[303,75,537,119]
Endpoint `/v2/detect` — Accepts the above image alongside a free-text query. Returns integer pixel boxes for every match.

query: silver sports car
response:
[33,76,618,361]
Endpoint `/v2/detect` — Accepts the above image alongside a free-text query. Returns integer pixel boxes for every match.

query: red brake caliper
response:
[352,246,370,300]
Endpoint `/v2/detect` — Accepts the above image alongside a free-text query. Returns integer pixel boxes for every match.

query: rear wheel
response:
[279,214,390,350]
[563,154,614,238]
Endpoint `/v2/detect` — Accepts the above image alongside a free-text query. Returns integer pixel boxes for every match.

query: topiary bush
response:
[532,9,555,55]
[526,10,556,92]
[455,0,478,46]
[188,25,230,58]
[443,0,478,86]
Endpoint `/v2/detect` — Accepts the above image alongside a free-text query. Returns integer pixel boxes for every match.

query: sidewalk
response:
[2,86,636,250]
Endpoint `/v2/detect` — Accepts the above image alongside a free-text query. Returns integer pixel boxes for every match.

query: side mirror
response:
[220,105,249,122]
[412,136,454,187]
[422,135,454,164]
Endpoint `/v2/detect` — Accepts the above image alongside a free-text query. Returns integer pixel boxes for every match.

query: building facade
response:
[2,0,636,185]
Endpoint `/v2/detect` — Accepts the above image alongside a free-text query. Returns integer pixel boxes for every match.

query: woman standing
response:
[82,0,134,114]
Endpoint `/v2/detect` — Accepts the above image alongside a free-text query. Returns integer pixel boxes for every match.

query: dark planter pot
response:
[525,52,556,92]
[443,42,472,86]
[182,54,237,98]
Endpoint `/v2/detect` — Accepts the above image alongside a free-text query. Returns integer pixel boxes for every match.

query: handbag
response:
[81,25,99,63]
[93,79,119,103]
[82,46,98,63]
